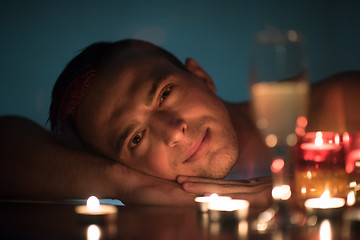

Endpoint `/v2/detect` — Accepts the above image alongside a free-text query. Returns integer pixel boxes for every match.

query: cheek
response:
[144,144,175,179]
[183,89,223,114]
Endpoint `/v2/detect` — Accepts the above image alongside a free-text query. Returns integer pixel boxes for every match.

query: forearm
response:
[0,116,195,206]
[0,116,124,200]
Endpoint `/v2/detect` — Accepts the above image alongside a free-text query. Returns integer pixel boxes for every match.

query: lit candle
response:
[305,189,345,209]
[75,196,117,223]
[294,131,348,205]
[208,198,249,222]
[304,190,345,217]
[300,132,340,162]
[195,193,231,213]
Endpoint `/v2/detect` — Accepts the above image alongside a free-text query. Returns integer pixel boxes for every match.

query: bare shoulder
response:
[0,115,50,137]
[307,71,360,132]
[0,115,37,126]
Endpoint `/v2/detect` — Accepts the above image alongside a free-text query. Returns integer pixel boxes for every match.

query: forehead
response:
[81,49,178,112]
[100,51,180,111]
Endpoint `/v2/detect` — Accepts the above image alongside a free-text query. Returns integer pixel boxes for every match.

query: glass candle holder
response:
[343,132,360,206]
[294,131,349,205]
[343,132,360,175]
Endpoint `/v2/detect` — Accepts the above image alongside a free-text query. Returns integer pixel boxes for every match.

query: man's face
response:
[76,49,239,180]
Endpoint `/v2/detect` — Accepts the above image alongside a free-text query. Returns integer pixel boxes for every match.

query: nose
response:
[151,112,187,147]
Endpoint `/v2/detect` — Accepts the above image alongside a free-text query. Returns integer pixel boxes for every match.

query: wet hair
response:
[49,39,186,135]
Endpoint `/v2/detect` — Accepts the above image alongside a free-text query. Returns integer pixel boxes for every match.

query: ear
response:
[185,58,217,94]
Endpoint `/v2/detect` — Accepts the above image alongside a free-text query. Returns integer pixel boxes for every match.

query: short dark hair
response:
[49,39,186,134]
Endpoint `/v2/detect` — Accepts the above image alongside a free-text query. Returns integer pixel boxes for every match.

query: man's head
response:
[50,39,239,180]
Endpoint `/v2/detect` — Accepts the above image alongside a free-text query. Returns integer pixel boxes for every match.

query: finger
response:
[177,176,263,185]
[181,181,272,195]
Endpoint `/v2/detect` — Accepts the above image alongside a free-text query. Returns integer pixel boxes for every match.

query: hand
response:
[114,165,196,206]
[177,176,273,208]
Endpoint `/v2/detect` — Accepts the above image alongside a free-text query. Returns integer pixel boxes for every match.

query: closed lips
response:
[184,129,210,163]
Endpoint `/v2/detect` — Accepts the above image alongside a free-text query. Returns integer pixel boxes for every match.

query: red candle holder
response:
[294,131,348,205]
[343,132,360,175]
[300,131,342,163]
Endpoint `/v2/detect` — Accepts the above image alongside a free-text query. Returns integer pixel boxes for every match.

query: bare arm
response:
[0,116,195,205]
[307,71,360,132]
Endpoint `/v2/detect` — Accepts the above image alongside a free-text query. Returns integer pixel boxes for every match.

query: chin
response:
[206,171,229,179]
[208,151,238,179]
[193,156,237,179]
[207,166,234,179]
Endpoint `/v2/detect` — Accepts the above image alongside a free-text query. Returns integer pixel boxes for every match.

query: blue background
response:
[1,0,359,127]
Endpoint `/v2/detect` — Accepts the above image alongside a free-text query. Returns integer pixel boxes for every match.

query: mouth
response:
[183,129,210,164]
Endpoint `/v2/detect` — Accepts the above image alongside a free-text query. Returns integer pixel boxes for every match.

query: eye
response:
[130,131,144,149]
[159,85,172,106]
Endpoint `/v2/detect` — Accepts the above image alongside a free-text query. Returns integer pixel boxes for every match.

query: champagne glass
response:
[249,29,309,229]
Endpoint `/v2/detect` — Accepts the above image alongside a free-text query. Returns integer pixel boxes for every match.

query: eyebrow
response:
[145,74,169,106]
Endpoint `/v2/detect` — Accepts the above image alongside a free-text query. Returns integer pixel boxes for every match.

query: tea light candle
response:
[208,199,249,222]
[195,193,231,212]
[304,190,345,217]
[300,132,340,162]
[75,196,117,223]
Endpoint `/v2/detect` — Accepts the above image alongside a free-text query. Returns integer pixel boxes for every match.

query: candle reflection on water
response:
[87,224,101,240]
[196,194,250,238]
[237,220,248,240]
[256,208,276,232]
[319,220,332,240]
[208,199,249,222]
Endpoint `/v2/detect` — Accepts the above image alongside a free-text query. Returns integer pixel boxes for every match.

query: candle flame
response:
[209,193,219,198]
[320,189,330,199]
[306,170,312,179]
[87,196,100,211]
[315,131,323,146]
